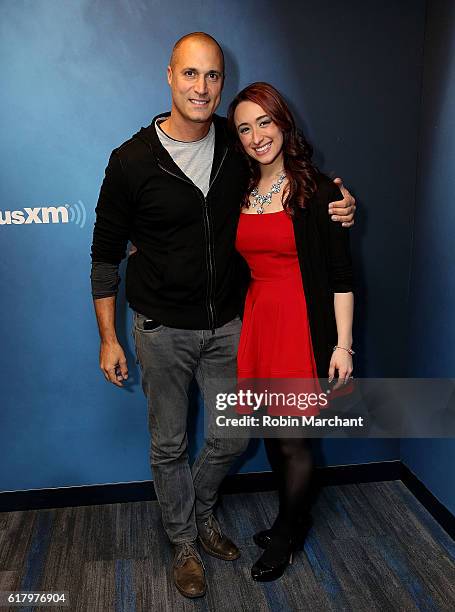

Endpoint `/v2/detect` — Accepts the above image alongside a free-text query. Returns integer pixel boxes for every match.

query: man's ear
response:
[167,65,172,86]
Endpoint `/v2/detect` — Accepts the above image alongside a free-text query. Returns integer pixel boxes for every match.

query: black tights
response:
[264,437,313,536]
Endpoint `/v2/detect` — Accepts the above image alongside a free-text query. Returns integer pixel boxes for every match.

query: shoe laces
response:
[175,542,205,569]
[205,515,222,538]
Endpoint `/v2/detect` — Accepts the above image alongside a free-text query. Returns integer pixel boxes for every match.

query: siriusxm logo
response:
[0,201,87,229]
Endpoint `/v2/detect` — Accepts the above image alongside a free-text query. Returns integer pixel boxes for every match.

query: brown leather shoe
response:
[172,543,206,598]
[198,515,240,561]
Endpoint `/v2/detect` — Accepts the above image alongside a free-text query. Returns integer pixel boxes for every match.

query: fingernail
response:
[332,216,337,221]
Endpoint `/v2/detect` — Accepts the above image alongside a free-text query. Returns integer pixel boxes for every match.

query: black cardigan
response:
[237,173,354,379]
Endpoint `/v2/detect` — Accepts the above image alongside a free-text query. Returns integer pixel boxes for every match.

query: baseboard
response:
[0,459,402,512]
[220,459,403,494]
[400,463,455,540]
[0,480,157,513]
[0,460,453,540]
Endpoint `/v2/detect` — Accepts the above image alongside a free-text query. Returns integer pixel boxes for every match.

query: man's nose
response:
[194,75,208,96]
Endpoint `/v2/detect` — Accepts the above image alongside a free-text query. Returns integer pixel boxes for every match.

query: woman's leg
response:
[264,436,313,535]
[252,436,314,580]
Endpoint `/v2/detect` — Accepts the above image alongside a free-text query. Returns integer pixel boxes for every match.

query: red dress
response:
[235,210,322,417]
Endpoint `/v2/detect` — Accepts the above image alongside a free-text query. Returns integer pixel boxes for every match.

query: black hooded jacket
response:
[91,113,249,330]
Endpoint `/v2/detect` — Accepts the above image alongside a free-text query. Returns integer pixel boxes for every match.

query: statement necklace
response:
[250,173,287,214]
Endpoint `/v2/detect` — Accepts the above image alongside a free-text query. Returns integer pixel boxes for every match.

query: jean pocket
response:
[133,311,164,334]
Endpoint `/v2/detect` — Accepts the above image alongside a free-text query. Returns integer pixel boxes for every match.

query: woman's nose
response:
[251,129,263,145]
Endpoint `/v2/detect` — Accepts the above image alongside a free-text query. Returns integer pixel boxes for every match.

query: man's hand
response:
[100,340,128,387]
[329,178,356,227]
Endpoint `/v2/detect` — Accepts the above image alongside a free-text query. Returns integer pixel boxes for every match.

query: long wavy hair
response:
[227,82,319,213]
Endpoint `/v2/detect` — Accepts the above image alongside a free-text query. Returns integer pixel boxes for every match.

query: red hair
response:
[227,82,319,212]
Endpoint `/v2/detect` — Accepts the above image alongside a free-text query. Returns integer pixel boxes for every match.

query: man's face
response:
[167,39,224,125]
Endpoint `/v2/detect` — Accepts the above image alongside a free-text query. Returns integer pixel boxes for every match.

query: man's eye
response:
[184,71,195,77]
[208,73,219,80]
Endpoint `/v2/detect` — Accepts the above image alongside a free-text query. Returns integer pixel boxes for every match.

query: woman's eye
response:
[239,127,249,134]
[260,120,271,127]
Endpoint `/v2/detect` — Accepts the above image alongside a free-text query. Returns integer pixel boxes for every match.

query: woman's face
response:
[234,101,284,166]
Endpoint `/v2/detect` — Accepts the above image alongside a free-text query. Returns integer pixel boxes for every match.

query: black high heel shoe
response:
[253,528,274,549]
[253,515,313,550]
[251,534,294,582]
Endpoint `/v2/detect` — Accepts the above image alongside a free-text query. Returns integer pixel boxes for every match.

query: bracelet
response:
[333,345,355,356]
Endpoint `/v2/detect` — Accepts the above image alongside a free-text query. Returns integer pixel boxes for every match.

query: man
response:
[91,32,355,599]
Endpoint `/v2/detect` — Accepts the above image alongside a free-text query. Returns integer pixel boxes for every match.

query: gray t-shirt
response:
[155,118,215,197]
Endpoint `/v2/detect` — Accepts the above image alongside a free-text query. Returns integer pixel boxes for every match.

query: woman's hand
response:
[328,348,353,389]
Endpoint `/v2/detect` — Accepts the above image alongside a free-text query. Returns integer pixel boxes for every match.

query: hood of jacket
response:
[130,112,230,182]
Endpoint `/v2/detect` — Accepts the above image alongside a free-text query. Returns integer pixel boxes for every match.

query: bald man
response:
[90,32,356,599]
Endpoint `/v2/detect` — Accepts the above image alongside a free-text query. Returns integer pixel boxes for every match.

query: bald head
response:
[170,32,224,73]
[166,32,225,132]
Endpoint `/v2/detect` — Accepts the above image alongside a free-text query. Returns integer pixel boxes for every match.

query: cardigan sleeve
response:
[319,178,354,293]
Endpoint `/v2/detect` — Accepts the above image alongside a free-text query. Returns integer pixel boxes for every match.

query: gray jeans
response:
[132,312,249,545]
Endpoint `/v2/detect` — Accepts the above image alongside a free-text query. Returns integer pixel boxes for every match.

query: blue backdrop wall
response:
[0,0,427,492]
[400,0,455,515]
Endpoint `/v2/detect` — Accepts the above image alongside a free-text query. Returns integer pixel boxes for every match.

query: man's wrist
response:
[100,335,119,346]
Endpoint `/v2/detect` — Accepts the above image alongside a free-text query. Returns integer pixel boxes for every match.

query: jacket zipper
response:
[157,148,228,332]
[205,147,228,332]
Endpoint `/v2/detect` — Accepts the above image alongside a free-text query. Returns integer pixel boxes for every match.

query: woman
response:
[227,83,354,581]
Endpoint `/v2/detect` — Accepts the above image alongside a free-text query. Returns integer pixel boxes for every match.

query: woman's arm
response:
[329,292,354,385]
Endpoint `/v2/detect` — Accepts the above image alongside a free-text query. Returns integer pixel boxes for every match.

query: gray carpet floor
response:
[0,481,454,611]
